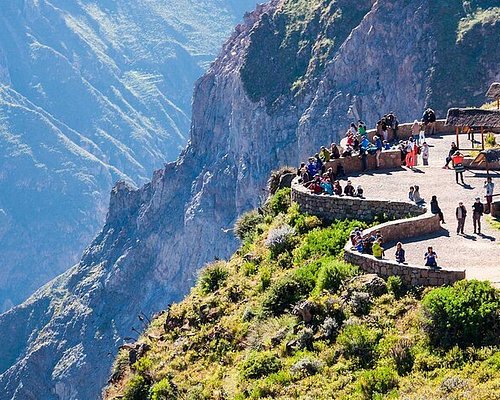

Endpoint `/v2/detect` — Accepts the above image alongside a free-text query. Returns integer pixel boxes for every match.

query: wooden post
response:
[456,127,459,149]
[481,126,484,150]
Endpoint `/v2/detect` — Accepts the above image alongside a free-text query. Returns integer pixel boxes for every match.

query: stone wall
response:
[325,150,401,175]
[291,178,424,222]
[291,178,466,286]
[492,201,500,218]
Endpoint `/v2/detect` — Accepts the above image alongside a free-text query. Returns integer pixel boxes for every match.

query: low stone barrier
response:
[325,150,401,174]
[291,178,423,222]
[291,178,466,286]
[492,201,500,218]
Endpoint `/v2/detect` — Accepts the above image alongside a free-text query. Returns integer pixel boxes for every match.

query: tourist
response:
[484,176,495,213]
[348,122,357,136]
[424,246,438,267]
[374,135,383,168]
[398,140,407,165]
[411,120,420,143]
[422,108,436,135]
[307,157,318,177]
[456,201,467,235]
[356,185,364,198]
[444,142,458,168]
[395,242,405,263]
[472,197,484,235]
[344,180,355,196]
[308,175,323,194]
[320,174,334,195]
[421,142,429,166]
[413,185,424,204]
[314,153,324,174]
[333,180,343,196]
[405,137,416,169]
[408,186,415,202]
[330,143,341,159]
[381,122,388,142]
[430,195,445,223]
[387,112,399,140]
[358,120,367,136]
[452,151,465,185]
[383,140,391,150]
[360,149,368,171]
[319,146,331,162]
[372,238,384,259]
[298,163,310,184]
[327,167,336,184]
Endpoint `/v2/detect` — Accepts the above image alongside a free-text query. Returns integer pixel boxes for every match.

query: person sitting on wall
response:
[330,143,341,159]
[307,157,318,177]
[395,242,406,263]
[413,185,424,205]
[408,186,415,202]
[358,120,367,136]
[333,180,343,196]
[314,153,324,174]
[320,173,334,195]
[383,140,391,150]
[355,185,364,198]
[308,174,323,194]
[319,146,331,162]
[326,167,336,185]
[372,238,384,259]
[344,180,355,196]
[430,195,445,223]
[298,163,310,184]
[424,246,438,267]
[443,142,458,169]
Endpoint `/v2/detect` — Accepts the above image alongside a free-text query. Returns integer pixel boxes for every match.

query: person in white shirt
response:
[484,176,495,213]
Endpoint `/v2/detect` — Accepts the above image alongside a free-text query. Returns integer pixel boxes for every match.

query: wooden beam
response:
[456,127,459,149]
[481,126,485,150]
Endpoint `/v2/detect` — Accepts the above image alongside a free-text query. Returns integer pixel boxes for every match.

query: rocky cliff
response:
[0,0,499,399]
[0,0,256,311]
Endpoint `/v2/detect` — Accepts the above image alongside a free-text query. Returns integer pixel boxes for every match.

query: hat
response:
[475,197,480,200]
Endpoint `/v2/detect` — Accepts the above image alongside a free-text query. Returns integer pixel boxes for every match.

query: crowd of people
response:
[297,108,496,270]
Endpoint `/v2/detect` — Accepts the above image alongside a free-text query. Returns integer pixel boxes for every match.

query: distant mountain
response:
[0,0,257,311]
[0,0,499,399]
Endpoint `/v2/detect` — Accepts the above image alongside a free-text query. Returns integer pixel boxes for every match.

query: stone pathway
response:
[343,133,500,286]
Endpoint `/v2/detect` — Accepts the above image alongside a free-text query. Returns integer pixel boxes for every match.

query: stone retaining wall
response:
[291,178,466,286]
[325,150,401,174]
[291,178,424,222]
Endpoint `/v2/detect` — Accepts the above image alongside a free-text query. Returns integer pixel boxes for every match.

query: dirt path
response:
[344,133,500,286]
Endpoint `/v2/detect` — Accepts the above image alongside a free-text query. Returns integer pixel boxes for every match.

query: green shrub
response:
[337,324,381,367]
[294,220,366,262]
[198,262,229,294]
[386,276,405,299]
[314,258,358,294]
[265,224,296,259]
[288,203,323,234]
[150,378,177,400]
[259,265,272,291]
[235,210,264,241]
[241,351,282,379]
[357,366,399,399]
[262,264,317,315]
[422,280,500,348]
[123,375,150,400]
[290,357,324,377]
[485,132,497,147]
[268,188,292,216]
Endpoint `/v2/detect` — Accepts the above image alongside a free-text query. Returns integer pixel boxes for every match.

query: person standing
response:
[411,120,420,144]
[484,177,495,213]
[395,242,405,263]
[424,246,438,267]
[456,201,467,235]
[452,151,465,184]
[374,135,383,168]
[472,197,484,235]
[421,142,429,166]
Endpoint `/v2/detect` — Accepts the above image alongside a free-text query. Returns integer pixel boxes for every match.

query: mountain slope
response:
[0,0,499,399]
[0,0,256,311]
[103,200,500,399]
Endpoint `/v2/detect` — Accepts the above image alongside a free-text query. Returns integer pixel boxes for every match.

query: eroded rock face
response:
[0,0,257,311]
[0,1,499,399]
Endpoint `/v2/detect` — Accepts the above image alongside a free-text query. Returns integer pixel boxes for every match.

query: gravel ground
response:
[341,132,500,286]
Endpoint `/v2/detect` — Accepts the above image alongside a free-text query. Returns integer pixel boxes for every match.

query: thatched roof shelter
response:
[471,149,500,172]
[445,108,500,129]
[486,82,500,100]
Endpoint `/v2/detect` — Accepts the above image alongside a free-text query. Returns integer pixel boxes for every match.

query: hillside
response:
[0,0,499,399]
[0,0,256,311]
[104,192,500,399]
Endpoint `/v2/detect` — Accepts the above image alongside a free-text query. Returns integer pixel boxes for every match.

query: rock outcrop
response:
[0,0,256,311]
[0,0,499,398]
